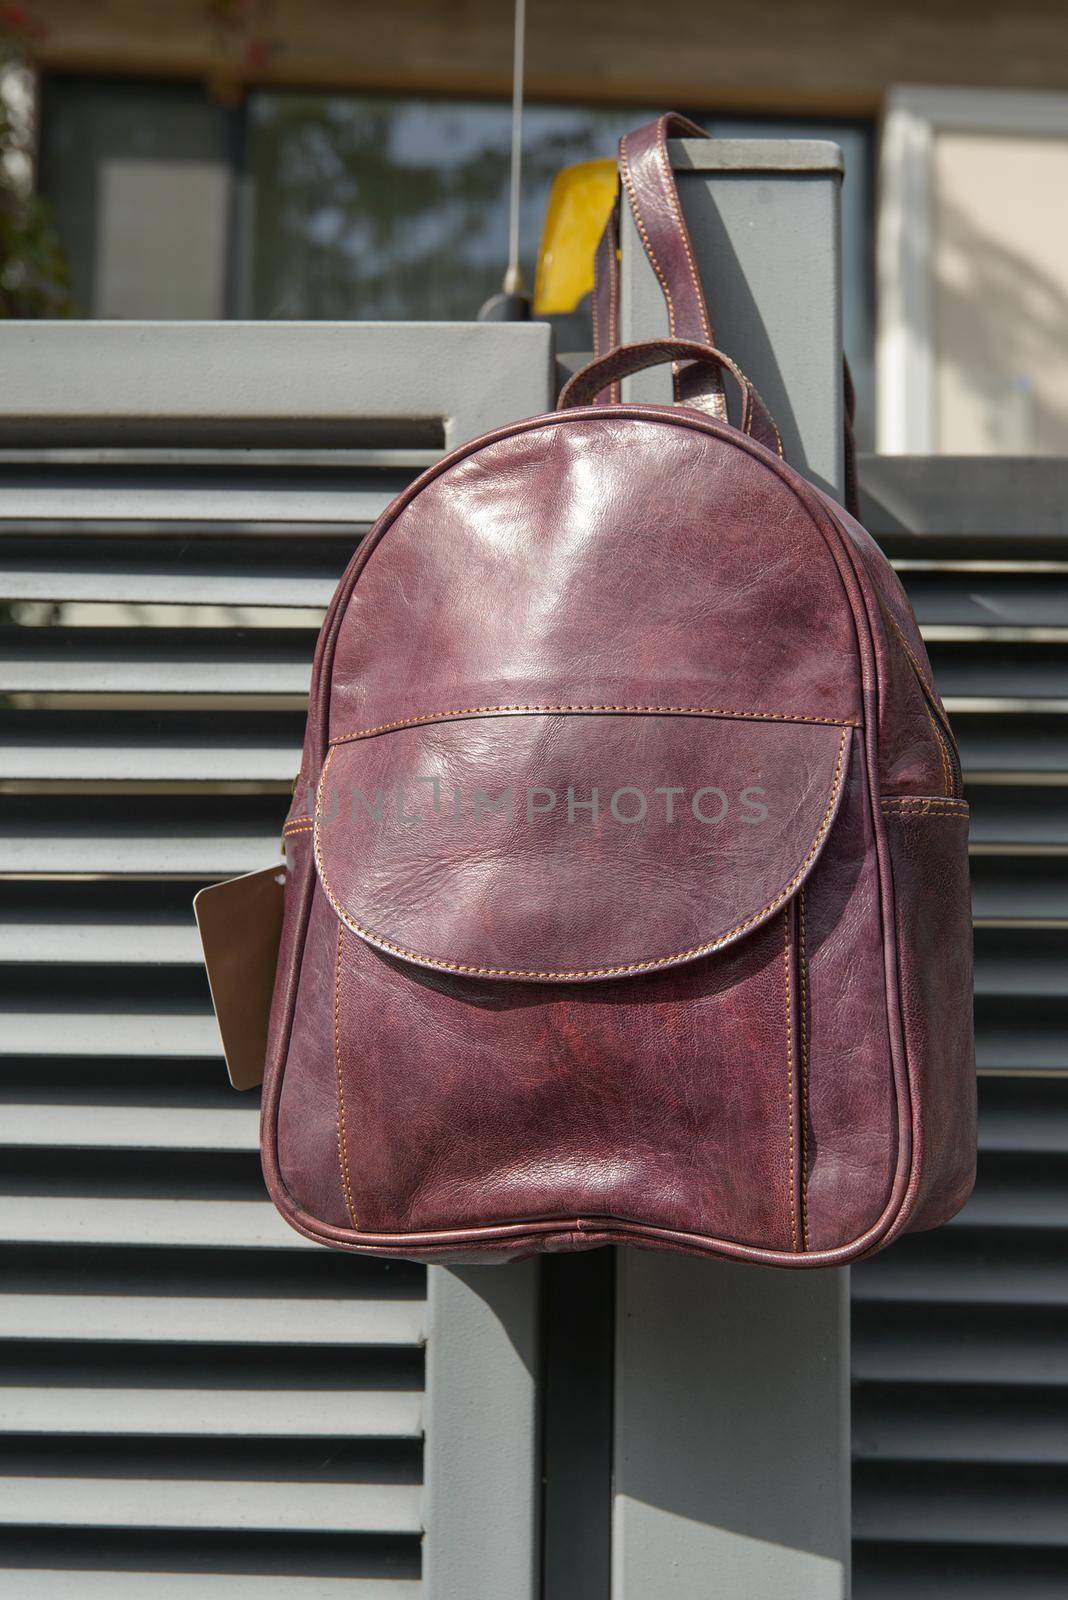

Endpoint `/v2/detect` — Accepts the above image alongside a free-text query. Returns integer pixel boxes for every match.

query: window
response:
[37,77,236,319]
[248,96,654,321]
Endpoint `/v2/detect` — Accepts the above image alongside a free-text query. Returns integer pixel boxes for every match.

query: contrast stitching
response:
[924,694,952,795]
[619,138,682,403]
[884,609,954,796]
[592,230,601,361]
[883,608,935,697]
[334,921,359,1230]
[562,336,779,451]
[744,376,785,459]
[880,800,969,818]
[283,819,313,836]
[330,705,860,745]
[650,117,729,423]
[591,219,621,402]
[607,211,620,401]
[880,794,968,809]
[798,884,810,1252]
[655,126,713,344]
[784,906,798,1252]
[881,811,967,820]
[313,728,849,981]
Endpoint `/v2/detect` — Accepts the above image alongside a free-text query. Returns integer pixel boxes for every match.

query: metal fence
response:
[853,456,1068,1598]
[0,320,551,1598]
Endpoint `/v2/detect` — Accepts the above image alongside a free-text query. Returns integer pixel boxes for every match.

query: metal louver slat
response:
[1,1293,424,1346]
[0,1388,422,1438]
[0,321,553,1597]
[0,1197,311,1250]
[0,530,358,609]
[3,1105,259,1150]
[0,1576,422,1598]
[853,457,1068,1600]
[0,473,411,524]
[0,1243,426,1346]
[954,715,1068,778]
[1,709,305,782]
[930,640,1068,703]
[0,1476,423,1533]
[0,628,321,697]
[0,794,285,876]
[901,567,1068,631]
[0,928,202,964]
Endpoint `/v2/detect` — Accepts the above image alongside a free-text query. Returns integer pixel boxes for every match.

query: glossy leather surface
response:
[882,803,977,1233]
[259,394,975,1266]
[802,740,897,1250]
[321,900,799,1248]
[315,712,849,981]
[331,414,861,740]
[275,876,353,1232]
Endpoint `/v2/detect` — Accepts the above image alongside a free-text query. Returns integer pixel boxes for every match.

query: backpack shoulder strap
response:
[592,114,728,420]
[590,197,621,405]
[591,112,862,516]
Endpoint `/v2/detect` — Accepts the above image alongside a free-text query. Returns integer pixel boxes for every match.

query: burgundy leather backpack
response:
[262,115,976,1265]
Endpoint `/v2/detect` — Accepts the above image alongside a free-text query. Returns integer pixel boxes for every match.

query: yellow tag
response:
[194,866,286,1090]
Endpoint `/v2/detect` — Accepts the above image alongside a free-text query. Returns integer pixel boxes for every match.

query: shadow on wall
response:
[932,195,1068,454]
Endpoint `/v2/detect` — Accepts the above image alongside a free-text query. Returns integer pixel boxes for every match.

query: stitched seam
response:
[592,218,621,401]
[655,126,713,344]
[744,375,785,458]
[884,610,954,797]
[784,907,798,1252]
[879,794,968,809]
[330,705,860,745]
[884,608,936,697]
[883,607,946,717]
[924,684,952,795]
[879,795,968,816]
[798,883,810,1251]
[651,117,728,423]
[881,796,966,808]
[620,139,682,402]
[313,728,849,980]
[881,812,966,820]
[334,921,359,1230]
[592,231,601,362]
[880,804,968,818]
[562,338,776,443]
[607,212,620,401]
[283,820,313,836]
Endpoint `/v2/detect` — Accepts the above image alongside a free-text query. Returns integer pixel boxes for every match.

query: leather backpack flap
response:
[288,708,856,1254]
[314,711,852,983]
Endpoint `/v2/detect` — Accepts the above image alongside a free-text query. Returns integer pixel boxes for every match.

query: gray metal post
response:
[613,140,851,1600]
[424,1262,542,1599]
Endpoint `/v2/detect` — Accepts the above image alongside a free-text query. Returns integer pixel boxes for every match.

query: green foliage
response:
[0,185,74,317]
[0,19,74,317]
[249,96,648,321]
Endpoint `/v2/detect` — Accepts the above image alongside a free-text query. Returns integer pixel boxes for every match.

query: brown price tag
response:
[194,865,286,1090]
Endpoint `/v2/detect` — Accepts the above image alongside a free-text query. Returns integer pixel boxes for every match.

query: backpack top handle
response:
[558,336,783,459]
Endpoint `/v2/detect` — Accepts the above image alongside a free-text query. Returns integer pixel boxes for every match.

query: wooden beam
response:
[22,0,1068,114]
